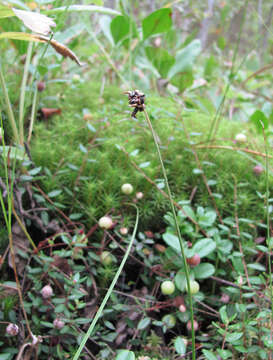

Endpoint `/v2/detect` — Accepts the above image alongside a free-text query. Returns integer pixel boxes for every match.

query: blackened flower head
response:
[124,90,145,118]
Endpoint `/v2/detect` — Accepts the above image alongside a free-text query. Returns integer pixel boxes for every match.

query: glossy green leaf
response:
[202,349,218,360]
[175,269,194,291]
[247,263,266,271]
[142,8,172,40]
[219,305,228,324]
[174,336,187,355]
[193,263,215,279]
[162,232,181,253]
[197,208,216,227]
[168,39,201,79]
[115,350,135,360]
[145,46,175,78]
[137,317,151,330]
[48,189,62,198]
[226,332,243,343]
[28,167,42,176]
[192,238,216,258]
[175,269,187,291]
[181,205,196,221]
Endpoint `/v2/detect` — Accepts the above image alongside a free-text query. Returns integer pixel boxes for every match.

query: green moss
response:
[29,82,272,231]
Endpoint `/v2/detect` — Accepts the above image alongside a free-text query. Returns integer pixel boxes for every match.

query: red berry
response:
[186,254,201,267]
[37,81,46,92]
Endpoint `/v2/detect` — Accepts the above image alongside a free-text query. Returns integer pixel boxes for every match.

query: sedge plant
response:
[124,90,196,359]
[143,107,196,359]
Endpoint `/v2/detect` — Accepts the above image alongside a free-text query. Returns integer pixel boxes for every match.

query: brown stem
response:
[8,231,32,337]
[195,145,273,159]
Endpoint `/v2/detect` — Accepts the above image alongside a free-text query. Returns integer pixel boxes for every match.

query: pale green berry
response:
[100,251,112,266]
[235,133,247,143]
[161,280,175,295]
[98,216,113,229]
[162,314,176,328]
[121,183,133,195]
[185,280,200,295]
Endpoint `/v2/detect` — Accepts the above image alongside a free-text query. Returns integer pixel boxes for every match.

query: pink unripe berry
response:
[136,192,144,200]
[41,284,53,299]
[6,323,19,336]
[220,293,230,304]
[120,227,128,235]
[53,318,65,329]
[186,319,198,331]
[253,165,263,176]
[179,304,187,313]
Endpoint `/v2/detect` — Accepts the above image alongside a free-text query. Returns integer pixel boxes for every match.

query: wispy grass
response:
[73,204,139,360]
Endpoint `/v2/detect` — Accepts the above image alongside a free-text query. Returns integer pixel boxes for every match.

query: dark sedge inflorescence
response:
[124,89,145,118]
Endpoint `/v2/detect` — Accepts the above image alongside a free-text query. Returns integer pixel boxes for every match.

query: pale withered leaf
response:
[12,8,56,35]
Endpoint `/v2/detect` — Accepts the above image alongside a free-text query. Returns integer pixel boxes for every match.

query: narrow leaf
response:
[46,5,121,17]
[0,5,14,18]
[0,32,44,42]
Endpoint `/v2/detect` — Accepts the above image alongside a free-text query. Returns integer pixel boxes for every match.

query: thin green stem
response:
[129,3,133,87]
[0,113,9,228]
[0,113,33,338]
[19,41,33,145]
[143,108,196,359]
[84,22,129,88]
[207,0,248,143]
[73,204,139,360]
[27,86,38,144]
[263,126,273,325]
[0,61,19,144]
